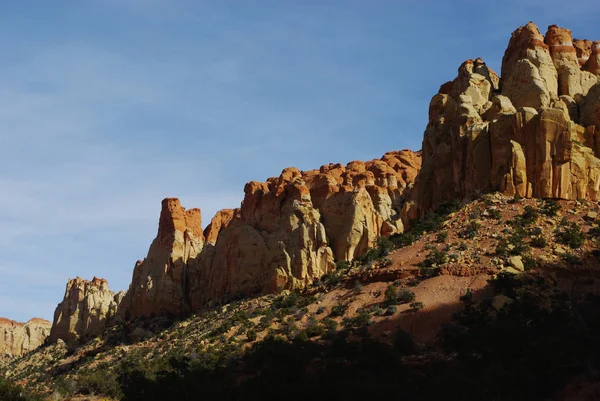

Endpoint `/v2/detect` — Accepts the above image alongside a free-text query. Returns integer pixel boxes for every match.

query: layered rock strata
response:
[0,318,51,358]
[118,151,421,318]
[49,277,122,343]
[411,22,600,217]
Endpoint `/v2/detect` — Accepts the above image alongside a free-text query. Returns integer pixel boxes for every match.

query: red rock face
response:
[49,277,121,344]
[0,318,51,358]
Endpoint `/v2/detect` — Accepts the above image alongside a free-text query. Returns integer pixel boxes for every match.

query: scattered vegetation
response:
[555,219,585,249]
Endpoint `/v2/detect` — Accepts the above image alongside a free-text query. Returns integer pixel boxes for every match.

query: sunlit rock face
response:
[114,151,420,318]
[406,22,600,219]
[48,277,121,344]
[0,317,51,358]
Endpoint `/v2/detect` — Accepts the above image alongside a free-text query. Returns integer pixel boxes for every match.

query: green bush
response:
[555,221,585,249]
[487,208,502,220]
[0,379,41,401]
[459,221,481,239]
[436,231,448,243]
[246,329,257,342]
[305,316,325,338]
[321,318,338,337]
[342,309,372,329]
[530,236,547,248]
[409,301,424,311]
[541,199,561,216]
[384,284,398,306]
[397,288,416,304]
[330,303,347,317]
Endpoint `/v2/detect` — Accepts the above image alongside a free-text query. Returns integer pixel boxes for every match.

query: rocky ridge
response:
[409,22,600,218]
[44,22,600,346]
[117,150,421,320]
[0,317,50,360]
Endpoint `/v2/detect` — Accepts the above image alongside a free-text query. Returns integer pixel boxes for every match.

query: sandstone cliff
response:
[411,22,600,217]
[117,150,420,318]
[49,277,122,343]
[0,317,50,359]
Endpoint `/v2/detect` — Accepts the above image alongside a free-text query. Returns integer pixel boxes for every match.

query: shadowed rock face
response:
[49,277,122,344]
[0,317,51,358]
[409,22,600,218]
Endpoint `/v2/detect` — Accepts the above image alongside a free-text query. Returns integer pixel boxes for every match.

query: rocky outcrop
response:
[584,42,600,76]
[545,25,597,97]
[118,151,420,318]
[0,318,50,358]
[411,22,600,217]
[49,277,121,344]
[118,198,205,318]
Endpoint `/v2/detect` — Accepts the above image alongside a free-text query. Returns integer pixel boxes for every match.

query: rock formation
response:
[49,277,122,343]
[118,198,205,318]
[411,22,600,217]
[117,151,421,318]
[0,317,50,359]
[56,21,600,329]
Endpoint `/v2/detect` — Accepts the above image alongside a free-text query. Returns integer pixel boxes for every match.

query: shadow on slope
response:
[111,272,600,401]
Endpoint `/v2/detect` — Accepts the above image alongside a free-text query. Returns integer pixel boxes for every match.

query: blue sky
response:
[0,0,598,322]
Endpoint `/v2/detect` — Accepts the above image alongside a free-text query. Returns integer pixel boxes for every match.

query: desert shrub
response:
[588,222,600,238]
[391,200,462,248]
[384,285,398,306]
[321,271,342,288]
[321,318,338,337]
[459,221,481,239]
[336,260,351,271]
[555,221,585,249]
[541,199,561,216]
[487,208,502,220]
[436,231,448,243]
[356,237,395,265]
[305,316,325,338]
[76,362,122,398]
[385,305,397,316]
[294,330,309,342]
[522,255,537,271]
[519,205,539,226]
[530,236,547,248]
[397,288,416,304]
[409,301,424,311]
[342,309,371,329]
[0,379,41,401]
[330,303,347,317]
[562,252,583,265]
[246,329,257,342]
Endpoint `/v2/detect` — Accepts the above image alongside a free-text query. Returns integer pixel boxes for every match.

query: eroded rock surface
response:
[117,151,420,318]
[411,22,600,217]
[49,277,121,343]
[0,318,50,359]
